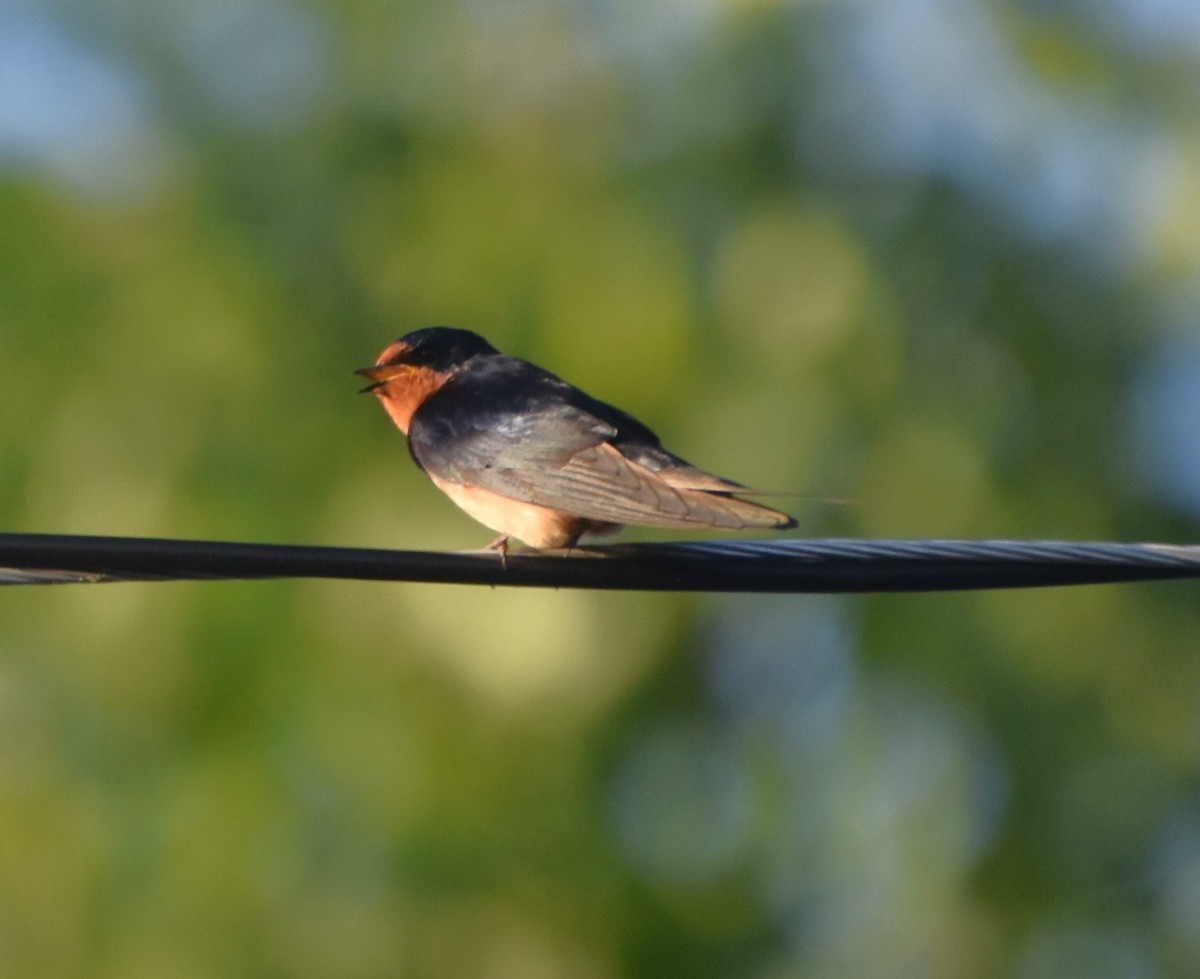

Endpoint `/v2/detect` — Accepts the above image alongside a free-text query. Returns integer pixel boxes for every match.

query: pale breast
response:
[427,474,591,548]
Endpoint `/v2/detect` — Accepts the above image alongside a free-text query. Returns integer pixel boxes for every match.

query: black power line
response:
[1,533,1198,592]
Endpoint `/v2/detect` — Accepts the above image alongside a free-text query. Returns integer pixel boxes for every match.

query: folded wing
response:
[409,387,795,531]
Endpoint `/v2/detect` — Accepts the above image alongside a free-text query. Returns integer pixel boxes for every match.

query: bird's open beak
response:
[355,362,411,393]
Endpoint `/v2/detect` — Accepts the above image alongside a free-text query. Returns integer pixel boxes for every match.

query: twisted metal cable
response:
[1,533,1199,592]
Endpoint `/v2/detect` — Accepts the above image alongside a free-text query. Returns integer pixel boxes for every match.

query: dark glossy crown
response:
[390,327,500,371]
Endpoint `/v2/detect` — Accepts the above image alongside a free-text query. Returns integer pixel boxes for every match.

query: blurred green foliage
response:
[3,0,1200,975]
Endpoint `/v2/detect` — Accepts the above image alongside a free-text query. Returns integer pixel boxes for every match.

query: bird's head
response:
[356,327,499,433]
[356,327,498,390]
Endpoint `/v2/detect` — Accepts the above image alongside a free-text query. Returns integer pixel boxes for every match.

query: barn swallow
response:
[357,327,796,551]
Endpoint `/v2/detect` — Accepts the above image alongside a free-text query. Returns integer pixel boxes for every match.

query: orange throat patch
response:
[372,367,451,434]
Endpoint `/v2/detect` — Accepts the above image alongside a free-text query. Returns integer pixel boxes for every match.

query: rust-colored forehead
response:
[355,339,415,384]
[374,339,412,366]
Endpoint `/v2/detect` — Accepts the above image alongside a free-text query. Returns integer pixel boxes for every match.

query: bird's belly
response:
[428,475,608,548]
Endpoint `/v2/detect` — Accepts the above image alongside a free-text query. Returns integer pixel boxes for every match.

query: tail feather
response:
[547,442,798,531]
[674,489,797,530]
[619,449,798,530]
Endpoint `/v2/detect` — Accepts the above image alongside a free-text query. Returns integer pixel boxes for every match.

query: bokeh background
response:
[3,0,1200,975]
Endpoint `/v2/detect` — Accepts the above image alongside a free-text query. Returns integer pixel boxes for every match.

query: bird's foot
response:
[486,534,510,569]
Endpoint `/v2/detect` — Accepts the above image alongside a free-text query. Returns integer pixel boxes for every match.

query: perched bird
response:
[357,328,796,551]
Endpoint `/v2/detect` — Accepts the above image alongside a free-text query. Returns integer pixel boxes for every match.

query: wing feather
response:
[409,368,795,531]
